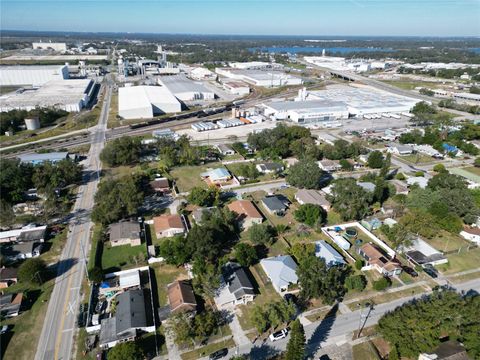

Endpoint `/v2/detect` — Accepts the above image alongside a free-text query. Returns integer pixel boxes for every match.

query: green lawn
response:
[1,280,54,360]
[426,231,470,253]
[101,243,147,273]
[151,263,188,306]
[381,79,441,91]
[225,162,279,182]
[396,153,436,165]
[180,338,235,360]
[170,164,223,192]
[352,341,381,360]
[437,247,480,274]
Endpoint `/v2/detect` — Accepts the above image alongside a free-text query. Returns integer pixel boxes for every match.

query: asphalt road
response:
[199,277,480,360]
[34,83,111,360]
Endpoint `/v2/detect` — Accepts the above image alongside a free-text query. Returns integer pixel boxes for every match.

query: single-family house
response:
[387,143,414,155]
[1,242,43,261]
[256,162,284,174]
[0,292,23,318]
[216,144,235,156]
[167,280,197,314]
[0,225,47,244]
[403,238,448,267]
[215,263,255,308]
[314,241,346,266]
[295,189,331,211]
[150,177,170,194]
[227,200,263,229]
[153,215,185,239]
[0,267,18,288]
[109,221,141,247]
[284,157,299,168]
[389,179,409,195]
[358,243,402,277]
[200,168,232,186]
[460,226,480,245]
[191,207,216,224]
[407,176,429,189]
[261,195,290,216]
[357,181,376,193]
[260,255,298,294]
[418,340,469,360]
[99,289,151,349]
[318,159,342,172]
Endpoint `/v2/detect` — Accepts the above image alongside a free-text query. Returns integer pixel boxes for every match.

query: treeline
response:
[378,289,480,359]
[438,99,480,115]
[0,108,69,134]
[398,66,480,80]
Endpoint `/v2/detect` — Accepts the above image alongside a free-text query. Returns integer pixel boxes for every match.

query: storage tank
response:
[24,117,41,130]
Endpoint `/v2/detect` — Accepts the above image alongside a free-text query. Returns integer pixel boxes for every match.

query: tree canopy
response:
[378,289,480,359]
[285,319,306,360]
[0,158,33,204]
[107,342,144,360]
[234,243,258,267]
[250,300,296,334]
[367,151,385,169]
[297,255,349,304]
[286,159,325,189]
[91,175,144,225]
[187,186,220,207]
[18,258,46,285]
[100,136,142,167]
[294,203,327,228]
[248,223,276,245]
[329,178,373,220]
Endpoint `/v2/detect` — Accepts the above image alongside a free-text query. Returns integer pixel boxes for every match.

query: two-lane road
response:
[34,84,111,360]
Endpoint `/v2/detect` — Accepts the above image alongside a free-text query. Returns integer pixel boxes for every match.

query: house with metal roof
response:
[403,237,448,267]
[260,255,298,294]
[357,181,376,193]
[1,242,43,261]
[216,144,235,156]
[18,152,70,165]
[0,292,23,318]
[256,162,284,174]
[215,263,255,308]
[200,168,232,185]
[314,241,346,266]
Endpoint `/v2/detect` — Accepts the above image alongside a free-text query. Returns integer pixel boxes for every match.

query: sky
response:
[1,0,480,37]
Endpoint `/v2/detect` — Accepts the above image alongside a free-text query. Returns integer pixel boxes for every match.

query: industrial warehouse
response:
[157,74,215,101]
[215,68,303,87]
[261,84,420,124]
[118,85,182,119]
[0,64,70,86]
[0,79,95,112]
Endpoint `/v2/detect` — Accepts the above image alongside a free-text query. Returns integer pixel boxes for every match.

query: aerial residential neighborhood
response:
[1,4,480,360]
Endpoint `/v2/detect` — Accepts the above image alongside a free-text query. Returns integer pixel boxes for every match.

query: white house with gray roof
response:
[260,255,298,294]
[214,263,255,308]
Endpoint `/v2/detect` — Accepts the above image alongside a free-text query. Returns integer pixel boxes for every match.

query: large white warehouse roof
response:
[158,74,215,101]
[0,79,94,112]
[0,64,69,86]
[118,85,181,120]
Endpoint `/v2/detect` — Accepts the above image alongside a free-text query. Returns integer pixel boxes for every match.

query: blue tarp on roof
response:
[442,143,458,153]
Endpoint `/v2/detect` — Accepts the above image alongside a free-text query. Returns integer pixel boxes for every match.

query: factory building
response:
[118,85,181,120]
[229,62,283,70]
[297,85,419,117]
[32,42,67,52]
[0,79,95,112]
[222,81,250,96]
[263,100,349,124]
[158,74,215,101]
[189,67,216,81]
[0,64,69,87]
[215,68,303,88]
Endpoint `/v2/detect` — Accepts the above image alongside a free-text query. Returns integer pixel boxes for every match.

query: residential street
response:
[196,277,480,360]
[34,83,111,360]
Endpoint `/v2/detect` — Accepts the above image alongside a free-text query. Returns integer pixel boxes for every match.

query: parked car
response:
[269,328,288,342]
[0,325,9,334]
[209,348,228,360]
[423,264,438,278]
[403,266,418,277]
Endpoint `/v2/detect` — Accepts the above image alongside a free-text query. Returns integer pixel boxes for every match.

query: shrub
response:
[373,277,391,291]
[355,259,364,270]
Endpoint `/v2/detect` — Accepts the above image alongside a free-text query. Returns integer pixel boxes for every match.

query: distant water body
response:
[250,46,393,54]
